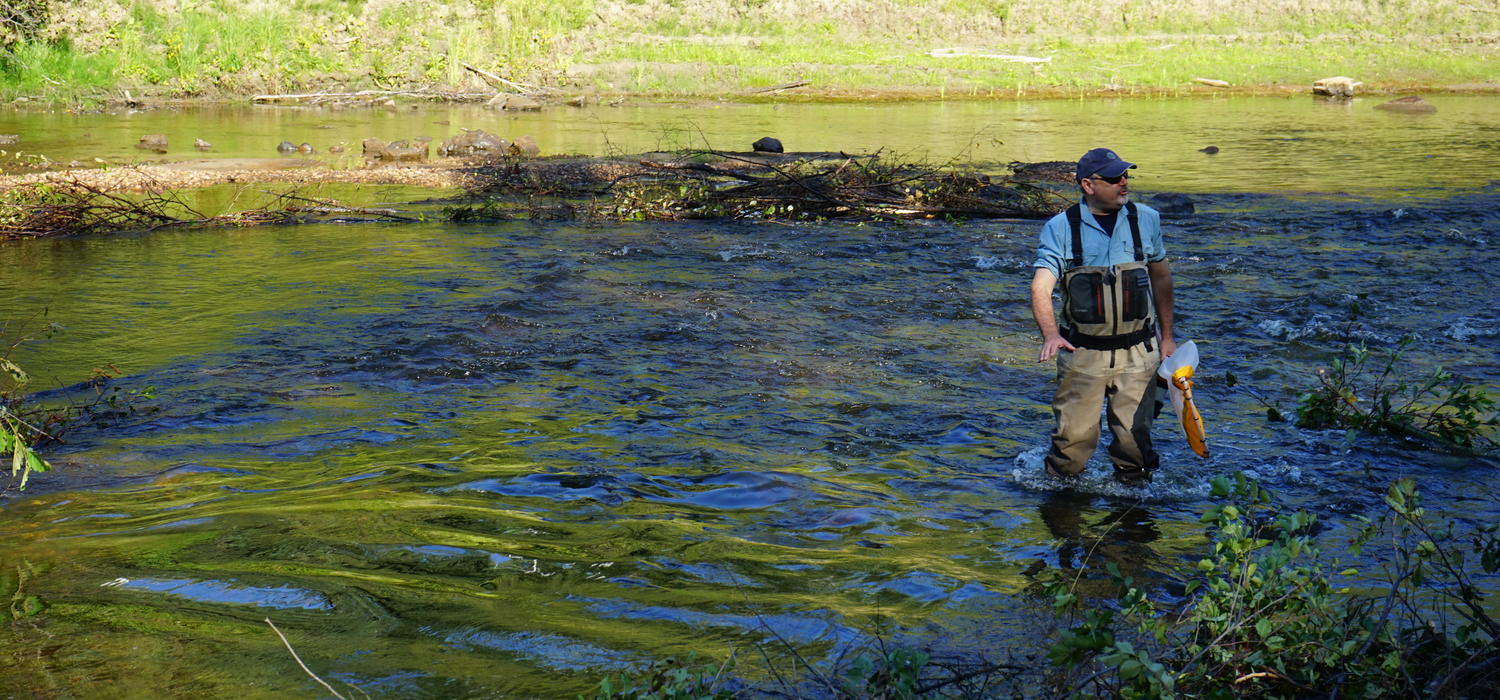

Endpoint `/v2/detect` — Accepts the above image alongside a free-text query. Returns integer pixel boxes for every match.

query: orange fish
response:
[1159,340,1209,459]
[1171,365,1209,458]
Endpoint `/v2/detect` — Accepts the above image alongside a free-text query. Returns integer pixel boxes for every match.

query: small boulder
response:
[1312,76,1361,98]
[137,134,168,152]
[380,138,430,162]
[1199,145,1219,154]
[486,93,543,111]
[438,128,510,157]
[508,135,540,158]
[297,142,315,154]
[276,140,298,153]
[361,138,387,159]
[752,136,783,153]
[0,134,19,145]
[1375,96,1437,114]
[193,138,212,151]
[328,143,346,154]
[566,95,589,108]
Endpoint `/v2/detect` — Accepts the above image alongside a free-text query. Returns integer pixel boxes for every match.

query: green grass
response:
[1,0,1497,101]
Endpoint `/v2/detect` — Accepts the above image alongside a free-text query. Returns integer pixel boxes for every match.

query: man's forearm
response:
[1030,269,1060,337]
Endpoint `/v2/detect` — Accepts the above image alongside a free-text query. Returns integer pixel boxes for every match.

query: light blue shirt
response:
[1033,199,1168,278]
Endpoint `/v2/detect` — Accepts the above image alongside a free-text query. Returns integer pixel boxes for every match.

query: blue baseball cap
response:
[1076,148,1137,181]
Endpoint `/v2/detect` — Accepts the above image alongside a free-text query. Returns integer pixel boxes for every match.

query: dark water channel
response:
[2,97,1499,696]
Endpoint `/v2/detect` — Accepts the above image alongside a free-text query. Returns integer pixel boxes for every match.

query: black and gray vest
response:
[1059,202,1156,351]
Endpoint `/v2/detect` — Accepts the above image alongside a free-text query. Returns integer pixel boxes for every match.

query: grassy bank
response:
[1,0,1497,103]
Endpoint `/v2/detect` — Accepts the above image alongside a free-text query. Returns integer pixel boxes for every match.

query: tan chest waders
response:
[1059,202,1156,354]
[1044,201,1163,478]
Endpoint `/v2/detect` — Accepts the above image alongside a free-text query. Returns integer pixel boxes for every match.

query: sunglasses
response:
[1091,173,1130,185]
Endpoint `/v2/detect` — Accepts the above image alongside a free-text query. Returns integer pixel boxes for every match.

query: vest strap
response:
[1065,204,1083,268]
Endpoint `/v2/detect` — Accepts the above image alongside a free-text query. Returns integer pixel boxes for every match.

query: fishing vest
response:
[1059,202,1156,351]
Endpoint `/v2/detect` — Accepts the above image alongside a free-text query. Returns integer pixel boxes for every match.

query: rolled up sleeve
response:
[1033,215,1068,278]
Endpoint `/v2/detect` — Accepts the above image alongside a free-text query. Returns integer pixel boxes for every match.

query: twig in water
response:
[265,617,349,700]
[261,191,420,221]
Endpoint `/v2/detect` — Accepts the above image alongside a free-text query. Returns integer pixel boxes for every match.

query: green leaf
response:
[19,595,42,617]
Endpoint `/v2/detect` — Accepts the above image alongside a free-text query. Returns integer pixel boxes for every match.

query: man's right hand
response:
[1038,333,1076,362]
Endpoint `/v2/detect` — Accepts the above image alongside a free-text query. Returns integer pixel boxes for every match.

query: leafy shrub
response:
[1,325,51,489]
[1295,336,1497,451]
[1044,473,1500,698]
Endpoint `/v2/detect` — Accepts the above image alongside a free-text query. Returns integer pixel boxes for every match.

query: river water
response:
[2,96,1498,697]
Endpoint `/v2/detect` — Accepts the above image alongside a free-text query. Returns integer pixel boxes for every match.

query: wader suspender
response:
[1065,201,1143,267]
[1062,202,1155,351]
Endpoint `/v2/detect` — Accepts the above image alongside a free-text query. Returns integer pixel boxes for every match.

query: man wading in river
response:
[1029,147,1176,486]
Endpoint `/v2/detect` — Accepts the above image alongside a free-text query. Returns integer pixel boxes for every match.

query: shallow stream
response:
[2,96,1498,697]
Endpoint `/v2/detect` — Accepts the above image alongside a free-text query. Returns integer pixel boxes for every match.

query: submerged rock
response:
[0,134,19,146]
[486,94,542,111]
[1148,193,1196,217]
[1375,96,1437,114]
[137,134,168,153]
[276,140,298,153]
[1199,145,1219,154]
[194,138,212,151]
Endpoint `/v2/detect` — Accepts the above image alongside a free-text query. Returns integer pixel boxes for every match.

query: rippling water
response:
[2,97,1499,696]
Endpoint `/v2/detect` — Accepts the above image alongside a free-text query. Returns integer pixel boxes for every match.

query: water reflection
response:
[1038,491,1162,580]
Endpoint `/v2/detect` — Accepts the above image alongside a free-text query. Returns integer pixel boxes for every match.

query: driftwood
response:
[929,48,1051,63]
[741,80,811,95]
[461,63,537,94]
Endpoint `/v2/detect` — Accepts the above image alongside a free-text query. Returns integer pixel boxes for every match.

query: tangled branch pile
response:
[0,176,415,238]
[0,0,47,49]
[459,150,1071,223]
